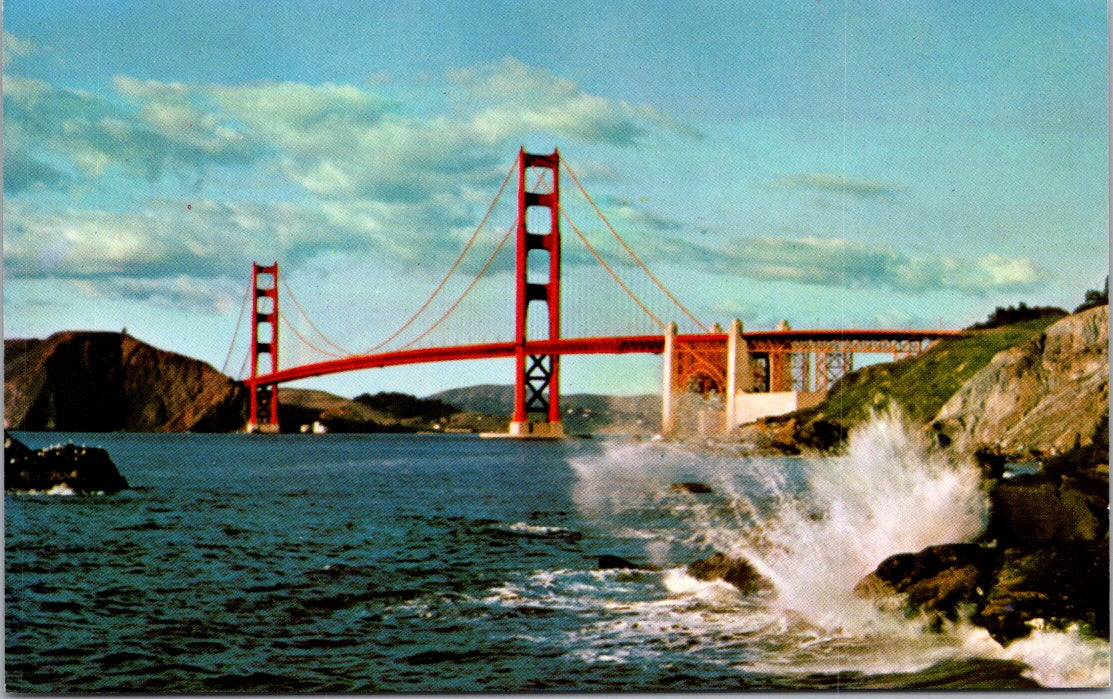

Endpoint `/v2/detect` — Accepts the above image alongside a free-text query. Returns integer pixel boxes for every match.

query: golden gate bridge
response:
[225,148,959,437]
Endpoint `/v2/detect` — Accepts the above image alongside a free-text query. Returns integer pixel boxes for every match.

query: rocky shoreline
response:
[718,306,1110,649]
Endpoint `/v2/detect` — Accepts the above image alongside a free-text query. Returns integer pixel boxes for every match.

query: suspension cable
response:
[221,278,253,376]
[360,157,519,354]
[278,309,347,359]
[388,166,551,352]
[397,220,516,350]
[560,205,665,330]
[278,271,354,355]
[562,158,709,331]
[237,345,250,381]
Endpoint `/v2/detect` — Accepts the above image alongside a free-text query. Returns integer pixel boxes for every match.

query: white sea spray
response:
[565,409,1109,686]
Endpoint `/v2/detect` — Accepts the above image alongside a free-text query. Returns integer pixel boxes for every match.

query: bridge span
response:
[237,148,962,437]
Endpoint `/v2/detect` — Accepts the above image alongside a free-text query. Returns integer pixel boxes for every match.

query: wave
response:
[563,409,1108,687]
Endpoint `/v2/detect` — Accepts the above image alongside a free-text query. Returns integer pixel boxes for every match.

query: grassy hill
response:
[816,316,1065,427]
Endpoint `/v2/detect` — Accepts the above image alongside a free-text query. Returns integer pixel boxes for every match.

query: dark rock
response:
[985,479,1106,545]
[597,555,659,571]
[856,540,1110,645]
[974,542,1109,644]
[668,481,713,494]
[854,544,998,627]
[687,552,772,594]
[973,446,1007,480]
[6,431,128,493]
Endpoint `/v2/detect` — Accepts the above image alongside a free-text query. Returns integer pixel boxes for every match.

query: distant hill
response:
[4,331,661,434]
[5,331,246,432]
[428,385,660,435]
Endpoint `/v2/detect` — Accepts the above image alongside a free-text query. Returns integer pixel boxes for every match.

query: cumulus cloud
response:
[456,57,698,145]
[768,172,906,199]
[3,75,259,183]
[2,198,368,281]
[626,233,1044,296]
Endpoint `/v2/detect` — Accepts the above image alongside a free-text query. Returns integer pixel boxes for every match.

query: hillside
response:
[5,331,246,432]
[738,307,1108,458]
[429,385,660,435]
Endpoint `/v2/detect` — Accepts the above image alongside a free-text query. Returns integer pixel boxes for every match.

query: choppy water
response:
[6,421,1109,692]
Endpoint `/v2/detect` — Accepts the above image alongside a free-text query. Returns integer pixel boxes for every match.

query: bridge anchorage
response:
[238,147,962,437]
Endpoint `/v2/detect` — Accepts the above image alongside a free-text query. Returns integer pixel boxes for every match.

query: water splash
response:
[572,408,989,628]
[731,408,990,628]
[565,412,1109,686]
[960,623,1111,688]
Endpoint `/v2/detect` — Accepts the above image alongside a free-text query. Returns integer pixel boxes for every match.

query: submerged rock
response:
[597,555,660,572]
[668,481,714,494]
[687,553,772,594]
[5,432,128,493]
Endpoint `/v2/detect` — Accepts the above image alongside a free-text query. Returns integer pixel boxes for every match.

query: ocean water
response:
[6,419,1109,692]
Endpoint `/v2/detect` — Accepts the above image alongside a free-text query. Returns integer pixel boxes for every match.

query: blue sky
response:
[4,1,1108,398]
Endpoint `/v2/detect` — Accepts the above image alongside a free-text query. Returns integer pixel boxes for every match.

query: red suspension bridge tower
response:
[247,262,280,433]
[510,148,563,438]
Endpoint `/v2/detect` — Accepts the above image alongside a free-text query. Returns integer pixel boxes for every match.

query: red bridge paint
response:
[243,329,961,389]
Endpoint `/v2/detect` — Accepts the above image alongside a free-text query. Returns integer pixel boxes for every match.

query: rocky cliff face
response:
[932,306,1108,456]
[5,331,246,432]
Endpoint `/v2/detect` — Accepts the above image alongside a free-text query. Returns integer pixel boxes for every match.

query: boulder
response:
[687,552,772,594]
[5,432,129,493]
[856,541,1110,645]
[974,542,1109,644]
[854,544,998,627]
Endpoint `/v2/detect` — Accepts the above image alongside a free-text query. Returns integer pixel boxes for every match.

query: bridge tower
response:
[247,261,281,433]
[509,148,564,438]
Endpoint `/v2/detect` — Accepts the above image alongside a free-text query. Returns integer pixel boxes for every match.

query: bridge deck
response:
[245,329,962,387]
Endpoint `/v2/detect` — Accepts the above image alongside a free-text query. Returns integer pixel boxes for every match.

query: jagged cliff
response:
[737,307,1108,458]
[932,305,1108,456]
[5,331,247,432]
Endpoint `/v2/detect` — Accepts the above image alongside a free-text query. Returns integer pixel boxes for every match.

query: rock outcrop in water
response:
[856,540,1109,645]
[803,306,1111,647]
[856,431,1109,645]
[5,331,246,432]
[5,431,129,493]
[687,553,772,595]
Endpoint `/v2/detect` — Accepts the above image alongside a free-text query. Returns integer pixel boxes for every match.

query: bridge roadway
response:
[245,328,962,387]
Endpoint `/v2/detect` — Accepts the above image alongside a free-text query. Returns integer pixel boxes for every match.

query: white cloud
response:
[72,275,242,314]
[768,172,906,198]
[3,31,34,64]
[624,233,1046,296]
